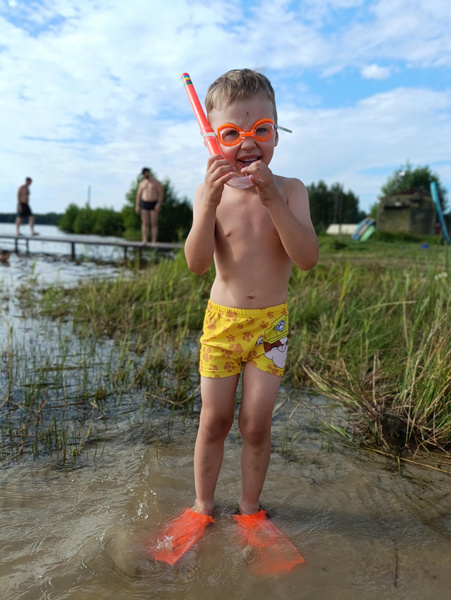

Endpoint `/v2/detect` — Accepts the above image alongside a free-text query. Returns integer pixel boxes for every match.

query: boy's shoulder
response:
[272,175,309,203]
[273,173,306,188]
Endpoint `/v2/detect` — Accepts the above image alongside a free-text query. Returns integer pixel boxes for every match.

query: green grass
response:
[2,238,451,460]
[287,236,451,452]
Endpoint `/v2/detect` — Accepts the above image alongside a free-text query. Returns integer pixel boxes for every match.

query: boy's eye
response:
[255,126,271,138]
[222,128,240,142]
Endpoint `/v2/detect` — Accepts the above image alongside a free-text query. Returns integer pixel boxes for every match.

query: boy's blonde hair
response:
[205,69,278,124]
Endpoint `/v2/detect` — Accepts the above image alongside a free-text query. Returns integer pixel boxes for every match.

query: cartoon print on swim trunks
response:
[255,315,289,369]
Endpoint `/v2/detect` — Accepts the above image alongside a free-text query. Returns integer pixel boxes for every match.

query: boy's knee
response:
[239,421,269,446]
[201,414,233,442]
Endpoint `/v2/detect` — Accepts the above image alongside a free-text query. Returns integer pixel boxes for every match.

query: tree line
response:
[0,212,62,225]
[57,163,451,238]
[2,163,447,238]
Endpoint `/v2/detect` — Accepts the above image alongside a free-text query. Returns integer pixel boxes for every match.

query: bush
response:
[92,208,124,237]
[58,204,80,233]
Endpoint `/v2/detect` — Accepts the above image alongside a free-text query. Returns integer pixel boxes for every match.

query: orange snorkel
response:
[181,73,222,157]
[181,72,254,189]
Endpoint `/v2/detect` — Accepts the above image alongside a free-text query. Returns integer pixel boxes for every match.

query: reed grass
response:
[2,239,451,459]
[1,254,206,460]
[287,239,451,452]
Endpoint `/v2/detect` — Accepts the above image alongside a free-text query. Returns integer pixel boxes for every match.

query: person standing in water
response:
[185,68,318,519]
[150,69,317,571]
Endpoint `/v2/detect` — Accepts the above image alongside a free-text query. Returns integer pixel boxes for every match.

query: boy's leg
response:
[193,374,239,514]
[238,363,281,515]
[29,215,35,235]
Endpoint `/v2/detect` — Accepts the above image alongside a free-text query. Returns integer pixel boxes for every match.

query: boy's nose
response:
[240,135,257,149]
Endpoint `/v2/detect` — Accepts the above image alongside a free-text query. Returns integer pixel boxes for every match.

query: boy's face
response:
[209,96,278,177]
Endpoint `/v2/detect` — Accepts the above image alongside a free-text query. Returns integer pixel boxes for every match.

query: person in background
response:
[135,168,164,245]
[16,177,36,236]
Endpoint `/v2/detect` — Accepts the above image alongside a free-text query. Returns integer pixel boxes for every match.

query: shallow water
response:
[1,232,450,599]
[0,223,133,342]
[1,393,450,600]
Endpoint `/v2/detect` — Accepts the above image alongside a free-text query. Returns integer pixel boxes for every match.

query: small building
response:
[377,188,436,235]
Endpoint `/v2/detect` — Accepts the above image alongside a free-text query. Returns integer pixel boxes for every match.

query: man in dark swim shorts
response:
[135,167,164,245]
[140,200,158,212]
[16,177,36,236]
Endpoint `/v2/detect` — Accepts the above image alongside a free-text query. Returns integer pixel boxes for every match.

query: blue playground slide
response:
[352,217,376,241]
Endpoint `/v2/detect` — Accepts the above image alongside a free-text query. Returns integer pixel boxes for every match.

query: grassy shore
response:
[2,236,451,460]
[289,236,451,455]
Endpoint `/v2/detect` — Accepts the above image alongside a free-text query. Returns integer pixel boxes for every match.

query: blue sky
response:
[1,0,450,216]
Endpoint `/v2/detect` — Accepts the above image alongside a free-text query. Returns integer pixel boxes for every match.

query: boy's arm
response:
[240,158,318,270]
[184,183,217,274]
[243,161,318,270]
[184,155,234,274]
[266,177,318,271]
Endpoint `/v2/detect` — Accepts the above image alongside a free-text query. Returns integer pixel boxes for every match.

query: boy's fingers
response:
[207,154,229,168]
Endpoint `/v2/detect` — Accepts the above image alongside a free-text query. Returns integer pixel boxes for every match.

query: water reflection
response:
[0,224,134,344]
[0,224,132,289]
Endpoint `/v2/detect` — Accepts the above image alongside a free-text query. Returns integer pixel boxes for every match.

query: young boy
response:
[184,69,318,519]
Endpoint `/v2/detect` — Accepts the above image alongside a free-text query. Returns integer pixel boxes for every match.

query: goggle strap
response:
[277,126,292,133]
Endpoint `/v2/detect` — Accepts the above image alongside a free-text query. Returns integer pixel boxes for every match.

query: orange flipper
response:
[234,509,304,574]
[148,508,214,565]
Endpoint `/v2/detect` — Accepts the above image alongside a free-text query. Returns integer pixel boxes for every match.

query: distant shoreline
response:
[0,213,63,226]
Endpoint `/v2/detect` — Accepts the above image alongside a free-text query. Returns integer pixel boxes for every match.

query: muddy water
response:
[1,392,450,600]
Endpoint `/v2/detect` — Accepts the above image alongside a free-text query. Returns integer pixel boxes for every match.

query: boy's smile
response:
[209,96,278,176]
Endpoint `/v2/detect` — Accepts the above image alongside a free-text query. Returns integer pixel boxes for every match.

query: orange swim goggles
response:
[216,118,276,146]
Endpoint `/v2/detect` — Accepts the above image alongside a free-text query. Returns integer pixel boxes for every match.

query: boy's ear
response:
[275,128,279,147]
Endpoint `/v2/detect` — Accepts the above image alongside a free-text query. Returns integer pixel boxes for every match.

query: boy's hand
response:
[204,155,234,205]
[241,161,280,205]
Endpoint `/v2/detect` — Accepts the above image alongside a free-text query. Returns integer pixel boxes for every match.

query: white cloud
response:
[272,86,451,209]
[0,0,450,216]
[361,64,391,80]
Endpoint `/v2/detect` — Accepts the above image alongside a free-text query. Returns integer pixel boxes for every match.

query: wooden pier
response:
[0,233,183,261]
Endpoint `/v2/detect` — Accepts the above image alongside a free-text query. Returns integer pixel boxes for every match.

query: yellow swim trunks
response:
[199,300,289,379]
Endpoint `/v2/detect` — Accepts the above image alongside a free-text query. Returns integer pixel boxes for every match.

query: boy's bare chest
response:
[216,200,278,242]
